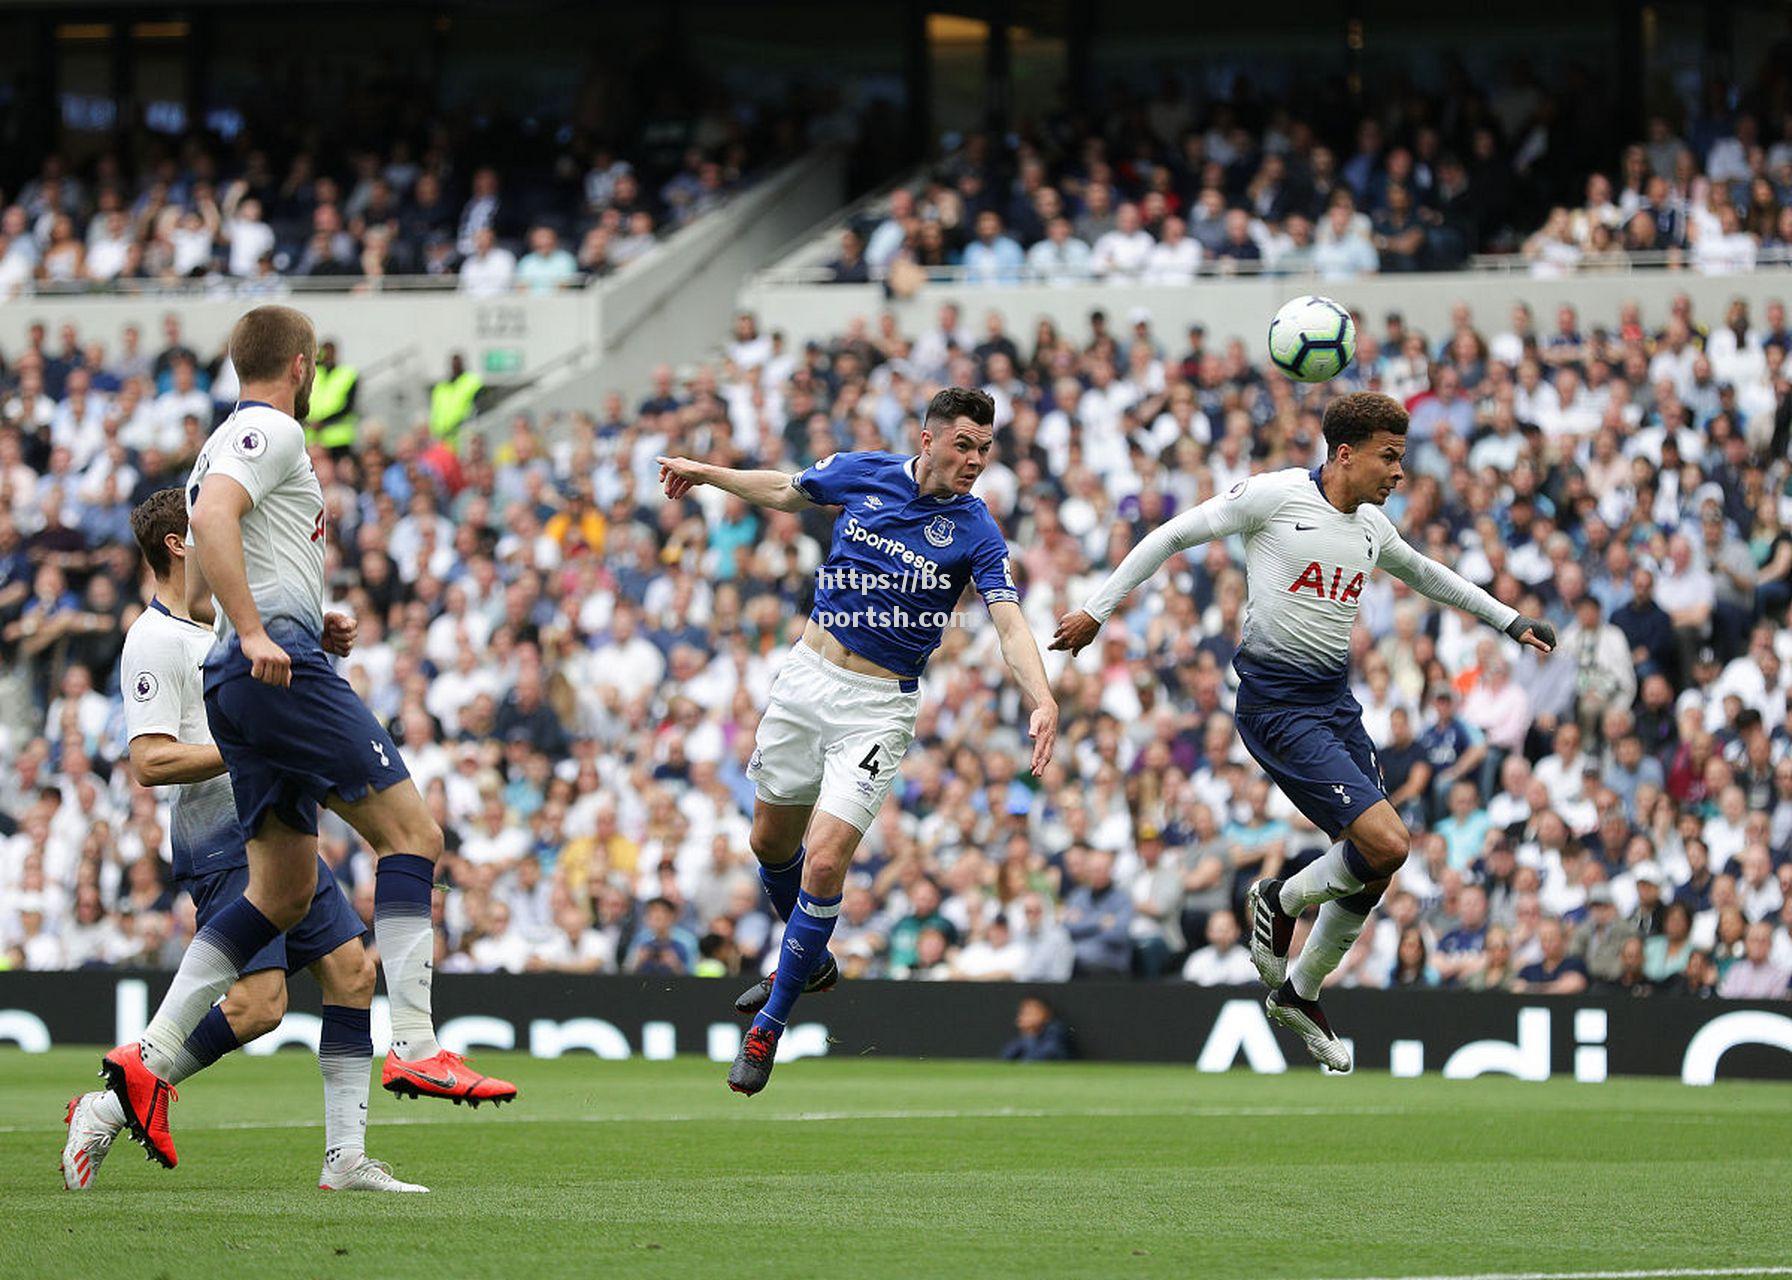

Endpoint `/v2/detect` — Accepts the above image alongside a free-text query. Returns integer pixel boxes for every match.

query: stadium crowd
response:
[0,109,782,300]
[824,73,1792,284]
[3,287,1792,1002]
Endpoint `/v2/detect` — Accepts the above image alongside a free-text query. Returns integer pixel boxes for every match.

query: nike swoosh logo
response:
[1295,523,1317,531]
[396,1066,458,1090]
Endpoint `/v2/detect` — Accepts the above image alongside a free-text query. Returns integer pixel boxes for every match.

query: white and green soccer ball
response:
[1267,294,1357,383]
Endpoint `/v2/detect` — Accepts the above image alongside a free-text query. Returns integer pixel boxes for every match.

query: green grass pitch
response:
[5,1048,1790,1280]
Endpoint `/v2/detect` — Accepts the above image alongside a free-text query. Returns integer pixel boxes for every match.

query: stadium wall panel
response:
[738,271,1792,369]
[2,973,1788,1085]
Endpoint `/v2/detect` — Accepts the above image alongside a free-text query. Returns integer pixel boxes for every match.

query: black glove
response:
[1505,614,1557,649]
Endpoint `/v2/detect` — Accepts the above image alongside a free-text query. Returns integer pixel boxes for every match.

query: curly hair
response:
[1322,391,1409,456]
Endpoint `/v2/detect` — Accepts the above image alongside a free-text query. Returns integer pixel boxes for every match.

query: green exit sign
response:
[483,348,522,374]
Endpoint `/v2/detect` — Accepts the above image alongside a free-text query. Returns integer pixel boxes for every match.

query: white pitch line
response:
[0,1102,1413,1135]
[1304,1262,1792,1269]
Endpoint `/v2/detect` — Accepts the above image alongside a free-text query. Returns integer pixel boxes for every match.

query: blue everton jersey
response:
[793,451,1019,678]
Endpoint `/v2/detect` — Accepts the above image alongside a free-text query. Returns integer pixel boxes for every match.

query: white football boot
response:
[318,1154,429,1193]
[61,1092,122,1190]
[1266,982,1353,1073]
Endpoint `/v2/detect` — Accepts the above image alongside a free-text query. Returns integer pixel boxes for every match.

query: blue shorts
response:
[1234,694,1386,841]
[183,854,365,975]
[203,619,410,841]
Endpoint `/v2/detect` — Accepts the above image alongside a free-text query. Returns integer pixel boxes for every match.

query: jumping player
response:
[1052,392,1554,1070]
[62,490,424,1193]
[99,305,515,1171]
[658,387,1058,1094]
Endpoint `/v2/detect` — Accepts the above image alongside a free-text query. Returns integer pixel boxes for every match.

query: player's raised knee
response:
[224,979,288,1042]
[328,946,377,1006]
[253,880,315,931]
[1362,822,1411,871]
[408,814,446,864]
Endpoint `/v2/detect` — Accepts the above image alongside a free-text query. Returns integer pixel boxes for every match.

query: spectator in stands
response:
[826,230,870,284]
[1026,216,1092,283]
[1511,918,1589,993]
[1717,921,1790,999]
[1063,849,1133,977]
[515,226,579,294]
[1180,910,1255,986]
[961,210,1024,285]
[1313,194,1378,278]
[459,226,517,298]
[1090,203,1155,280]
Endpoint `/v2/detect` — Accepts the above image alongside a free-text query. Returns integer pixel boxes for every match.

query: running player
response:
[657,387,1058,1094]
[62,490,424,1193]
[100,305,515,1171]
[1051,392,1554,1070]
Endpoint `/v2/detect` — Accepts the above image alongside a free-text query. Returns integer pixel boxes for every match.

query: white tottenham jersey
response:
[185,404,326,644]
[1081,466,1518,689]
[120,601,243,877]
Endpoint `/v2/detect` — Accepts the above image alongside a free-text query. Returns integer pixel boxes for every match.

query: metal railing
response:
[0,271,583,301]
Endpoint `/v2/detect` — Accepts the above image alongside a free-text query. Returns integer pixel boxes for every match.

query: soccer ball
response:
[1267,295,1357,383]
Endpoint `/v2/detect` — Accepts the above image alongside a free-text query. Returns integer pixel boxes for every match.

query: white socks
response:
[1278,844,1368,914]
[92,1090,127,1128]
[377,913,442,1063]
[1290,900,1372,1000]
[320,1054,371,1168]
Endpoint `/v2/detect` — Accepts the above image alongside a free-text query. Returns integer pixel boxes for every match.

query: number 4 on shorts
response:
[858,745,881,777]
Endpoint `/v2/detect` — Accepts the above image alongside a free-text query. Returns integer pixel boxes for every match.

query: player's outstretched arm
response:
[1050,484,1261,654]
[988,600,1058,775]
[656,456,813,512]
[129,734,227,786]
[1374,529,1556,653]
[189,475,291,685]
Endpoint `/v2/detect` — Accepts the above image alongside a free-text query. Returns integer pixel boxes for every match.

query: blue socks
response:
[176,1004,241,1077]
[757,846,805,922]
[206,896,283,965]
[1339,878,1390,915]
[1340,841,1377,885]
[752,888,840,1034]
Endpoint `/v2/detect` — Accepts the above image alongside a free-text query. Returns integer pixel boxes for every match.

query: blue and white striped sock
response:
[140,898,278,1081]
[375,854,441,1061]
[319,1005,372,1168]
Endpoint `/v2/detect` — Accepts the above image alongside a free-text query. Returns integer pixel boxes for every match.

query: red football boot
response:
[382,1049,517,1107]
[100,1044,178,1168]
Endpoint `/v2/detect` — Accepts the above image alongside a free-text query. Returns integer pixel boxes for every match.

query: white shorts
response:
[747,643,922,833]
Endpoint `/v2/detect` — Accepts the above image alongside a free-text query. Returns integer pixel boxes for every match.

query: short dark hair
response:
[924,386,995,431]
[130,488,187,578]
[229,304,314,383]
[1322,391,1409,456]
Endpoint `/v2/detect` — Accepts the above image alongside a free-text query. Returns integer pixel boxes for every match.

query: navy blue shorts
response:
[183,854,365,975]
[1235,695,1386,841]
[203,620,410,841]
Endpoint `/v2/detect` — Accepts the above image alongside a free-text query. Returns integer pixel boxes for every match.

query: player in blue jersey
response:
[658,387,1058,1094]
[1053,392,1554,1069]
[61,490,424,1193]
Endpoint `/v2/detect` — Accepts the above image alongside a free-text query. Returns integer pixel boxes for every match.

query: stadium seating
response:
[2,285,1789,1001]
